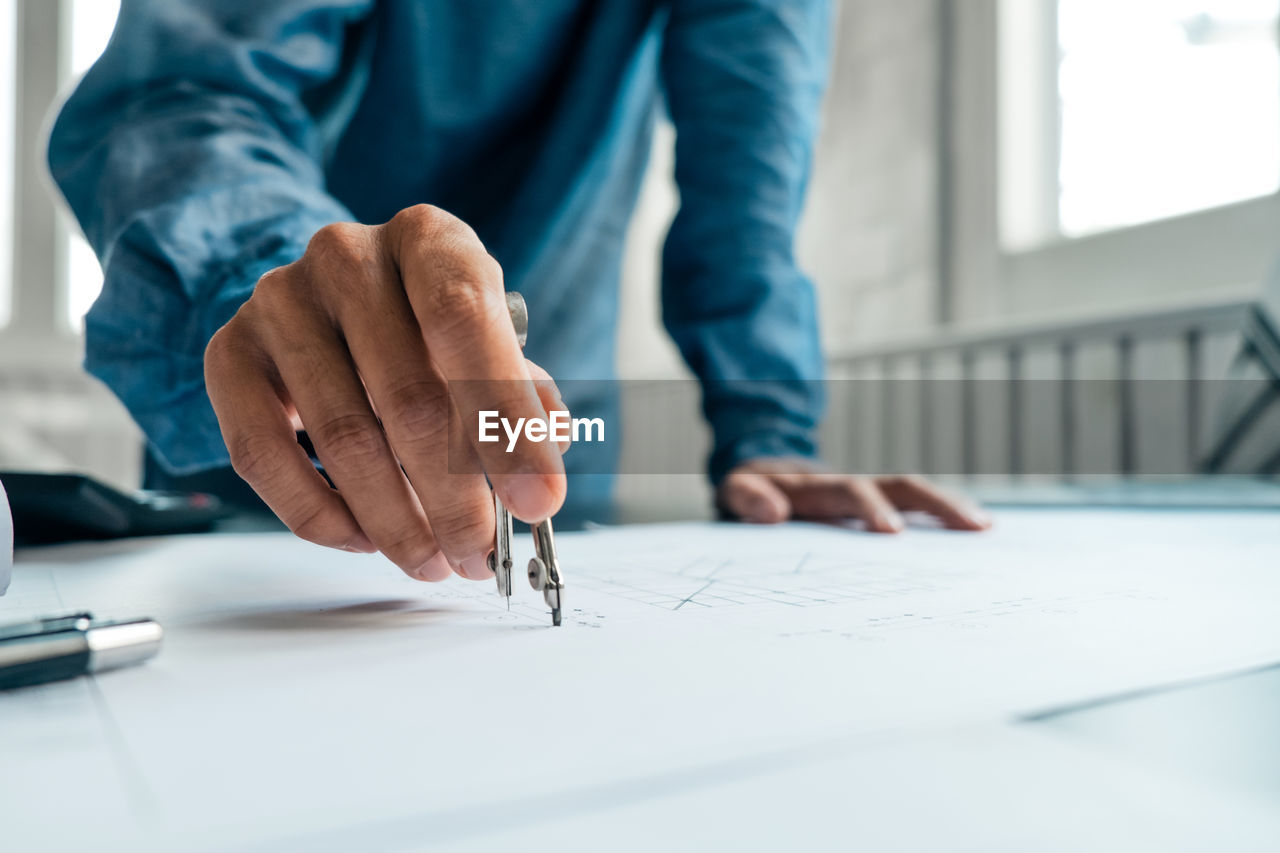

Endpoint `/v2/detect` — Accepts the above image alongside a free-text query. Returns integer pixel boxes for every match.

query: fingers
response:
[720,461,903,533]
[436,398,498,580]
[721,459,992,534]
[784,473,990,532]
[297,362,450,580]
[718,470,792,523]
[208,210,571,580]
[875,476,993,531]
[205,323,374,554]
[325,235,496,580]
[810,476,905,533]
[252,270,445,580]
[386,206,565,523]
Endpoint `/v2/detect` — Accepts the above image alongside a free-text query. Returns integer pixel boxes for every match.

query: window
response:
[0,0,15,328]
[1000,0,1280,251]
[1057,0,1279,239]
[0,0,120,346]
[65,0,120,328]
[953,0,1280,324]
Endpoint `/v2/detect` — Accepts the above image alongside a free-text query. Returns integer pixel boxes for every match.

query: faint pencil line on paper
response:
[674,580,716,610]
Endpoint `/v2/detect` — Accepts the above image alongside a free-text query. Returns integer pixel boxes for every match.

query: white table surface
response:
[2,510,1278,852]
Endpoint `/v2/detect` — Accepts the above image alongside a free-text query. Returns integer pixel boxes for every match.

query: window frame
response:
[947,0,1280,327]
[0,0,86,370]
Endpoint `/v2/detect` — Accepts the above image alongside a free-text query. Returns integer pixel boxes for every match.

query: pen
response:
[0,612,162,690]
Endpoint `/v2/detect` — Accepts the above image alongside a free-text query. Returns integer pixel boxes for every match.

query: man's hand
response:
[204,205,567,582]
[718,459,992,532]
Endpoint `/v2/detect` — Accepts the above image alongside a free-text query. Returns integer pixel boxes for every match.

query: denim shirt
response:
[48,0,830,486]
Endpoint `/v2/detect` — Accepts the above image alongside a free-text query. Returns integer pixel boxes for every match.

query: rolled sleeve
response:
[660,0,832,482]
[47,0,371,473]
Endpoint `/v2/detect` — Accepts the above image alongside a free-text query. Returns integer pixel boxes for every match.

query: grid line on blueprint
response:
[574,556,951,612]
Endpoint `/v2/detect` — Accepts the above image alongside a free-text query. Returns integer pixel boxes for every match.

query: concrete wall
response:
[800,0,943,353]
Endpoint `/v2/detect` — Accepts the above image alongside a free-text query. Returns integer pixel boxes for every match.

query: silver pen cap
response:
[87,619,163,673]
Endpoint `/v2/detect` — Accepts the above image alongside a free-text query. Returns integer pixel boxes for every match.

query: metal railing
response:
[824,293,1280,478]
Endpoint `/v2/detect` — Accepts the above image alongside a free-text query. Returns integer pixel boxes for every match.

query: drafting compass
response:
[488,292,565,626]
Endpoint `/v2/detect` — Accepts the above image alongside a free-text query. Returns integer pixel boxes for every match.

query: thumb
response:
[719,470,792,524]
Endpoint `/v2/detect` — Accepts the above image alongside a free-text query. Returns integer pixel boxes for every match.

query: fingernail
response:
[458,552,494,581]
[414,552,453,582]
[343,533,377,553]
[502,473,558,522]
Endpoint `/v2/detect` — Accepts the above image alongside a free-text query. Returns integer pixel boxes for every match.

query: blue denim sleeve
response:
[660,0,832,483]
[47,0,372,474]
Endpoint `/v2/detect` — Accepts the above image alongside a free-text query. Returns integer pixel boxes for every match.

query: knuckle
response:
[245,276,330,359]
[392,205,498,277]
[423,275,493,325]
[392,203,453,235]
[204,316,263,375]
[307,221,367,258]
[379,525,438,571]
[303,223,381,293]
[381,378,450,438]
[310,413,390,470]
[392,205,479,262]
[255,264,297,295]
[434,243,501,287]
[249,265,304,317]
[391,205,486,256]
[454,247,501,282]
[227,430,289,486]
[430,501,493,553]
[290,501,347,546]
[203,323,236,371]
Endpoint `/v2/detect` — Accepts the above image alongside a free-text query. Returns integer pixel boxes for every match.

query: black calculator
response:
[0,471,231,546]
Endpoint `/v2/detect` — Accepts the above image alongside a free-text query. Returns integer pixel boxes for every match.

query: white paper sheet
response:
[436,724,1280,853]
[2,510,1279,850]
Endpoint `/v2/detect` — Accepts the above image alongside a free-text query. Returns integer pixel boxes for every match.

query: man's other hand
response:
[717,459,992,533]
[204,205,567,582]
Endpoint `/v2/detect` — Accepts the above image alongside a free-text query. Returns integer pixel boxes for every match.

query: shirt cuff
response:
[709,419,818,485]
[85,239,316,477]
